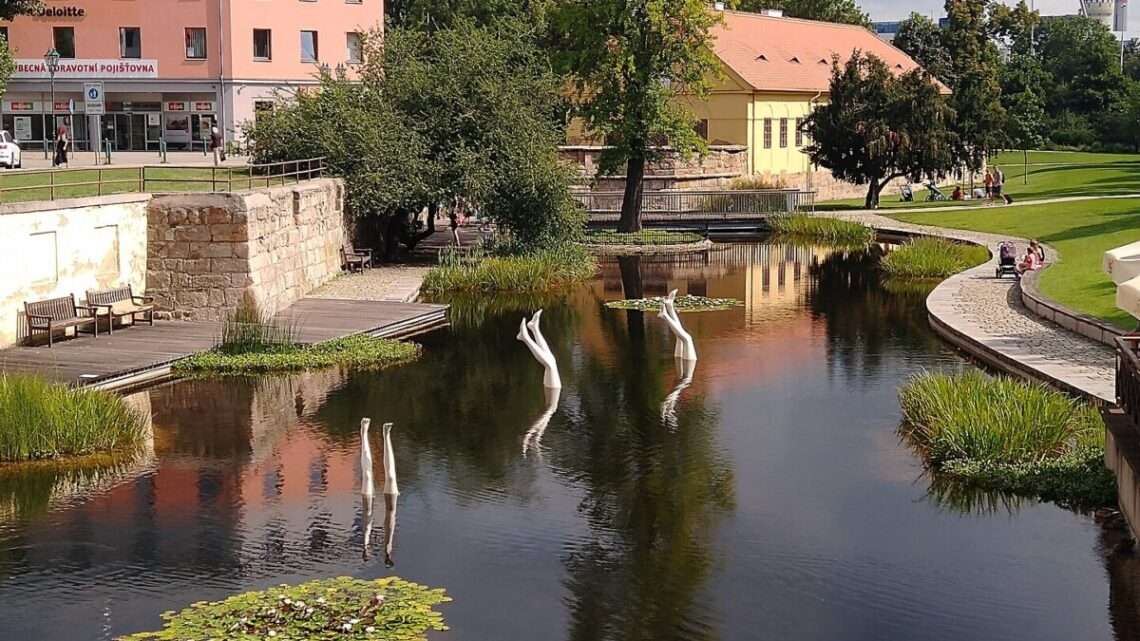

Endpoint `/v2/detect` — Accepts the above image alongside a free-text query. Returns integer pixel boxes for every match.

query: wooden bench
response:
[24,295,99,347]
[86,285,155,334]
[342,246,373,273]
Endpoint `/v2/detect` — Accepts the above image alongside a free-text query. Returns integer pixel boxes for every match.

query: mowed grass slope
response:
[892,197,1140,329]
[818,150,1140,210]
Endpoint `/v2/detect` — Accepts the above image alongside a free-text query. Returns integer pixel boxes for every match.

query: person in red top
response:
[52,123,69,168]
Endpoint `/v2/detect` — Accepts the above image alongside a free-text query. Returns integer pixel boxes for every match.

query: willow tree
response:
[550,0,721,232]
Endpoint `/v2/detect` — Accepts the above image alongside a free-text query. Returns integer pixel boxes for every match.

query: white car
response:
[0,131,22,169]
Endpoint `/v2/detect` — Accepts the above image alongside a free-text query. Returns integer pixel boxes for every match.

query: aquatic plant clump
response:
[881,237,990,279]
[119,576,450,641]
[175,336,421,375]
[898,370,1112,507]
[422,245,597,293]
[606,295,743,312]
[767,214,874,244]
[0,374,147,462]
[583,229,705,246]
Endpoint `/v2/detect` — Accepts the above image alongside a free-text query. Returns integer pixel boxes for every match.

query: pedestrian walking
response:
[209,126,226,166]
[992,165,1004,203]
[983,168,994,201]
[52,123,69,168]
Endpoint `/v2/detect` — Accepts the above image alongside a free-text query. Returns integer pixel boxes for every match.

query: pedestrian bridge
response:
[575,189,816,229]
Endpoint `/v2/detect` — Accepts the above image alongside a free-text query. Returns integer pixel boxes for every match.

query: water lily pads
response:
[605,294,743,312]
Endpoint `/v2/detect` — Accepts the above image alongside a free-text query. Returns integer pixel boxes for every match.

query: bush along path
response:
[816,210,1116,404]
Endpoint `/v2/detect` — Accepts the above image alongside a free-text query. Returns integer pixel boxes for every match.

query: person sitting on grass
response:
[1017,245,1040,275]
[951,185,964,200]
[1029,240,1046,264]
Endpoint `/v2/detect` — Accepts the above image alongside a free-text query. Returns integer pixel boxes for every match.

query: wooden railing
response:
[0,157,326,204]
[574,189,816,220]
[1117,335,1140,427]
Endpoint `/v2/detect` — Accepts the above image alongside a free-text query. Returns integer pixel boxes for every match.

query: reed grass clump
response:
[0,374,146,462]
[899,370,1113,507]
[584,230,704,246]
[422,245,597,293]
[218,293,298,353]
[767,214,874,245]
[881,237,990,279]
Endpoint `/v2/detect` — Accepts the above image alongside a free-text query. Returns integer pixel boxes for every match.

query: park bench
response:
[342,246,373,273]
[24,294,99,347]
[85,285,155,334]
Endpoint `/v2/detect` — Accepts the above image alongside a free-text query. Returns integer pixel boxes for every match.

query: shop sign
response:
[13,117,32,141]
[53,100,76,113]
[3,100,38,112]
[165,101,189,112]
[192,101,216,113]
[13,59,158,80]
[147,113,161,126]
[30,6,86,18]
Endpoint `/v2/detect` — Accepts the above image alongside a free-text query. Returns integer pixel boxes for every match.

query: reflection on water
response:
[0,241,1136,641]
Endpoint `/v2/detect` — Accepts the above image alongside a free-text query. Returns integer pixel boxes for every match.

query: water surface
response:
[0,242,1136,641]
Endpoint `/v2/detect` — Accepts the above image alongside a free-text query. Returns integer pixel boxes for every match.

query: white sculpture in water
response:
[523,387,562,460]
[381,422,398,496]
[518,309,562,389]
[360,418,374,498]
[659,290,697,361]
[661,357,696,432]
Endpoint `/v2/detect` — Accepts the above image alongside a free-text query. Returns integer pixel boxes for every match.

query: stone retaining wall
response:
[146,179,347,321]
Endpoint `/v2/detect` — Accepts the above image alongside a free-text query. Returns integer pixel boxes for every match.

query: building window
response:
[300,30,319,62]
[779,118,788,148]
[185,28,207,59]
[763,118,772,149]
[346,32,363,64]
[795,118,804,147]
[119,27,141,59]
[253,29,272,60]
[695,119,709,141]
[53,27,76,58]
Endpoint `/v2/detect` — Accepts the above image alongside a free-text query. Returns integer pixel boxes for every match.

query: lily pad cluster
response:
[119,576,450,641]
[606,294,743,312]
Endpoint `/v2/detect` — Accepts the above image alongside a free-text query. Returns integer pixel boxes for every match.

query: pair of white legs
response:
[360,419,398,566]
[659,290,697,361]
[518,310,561,389]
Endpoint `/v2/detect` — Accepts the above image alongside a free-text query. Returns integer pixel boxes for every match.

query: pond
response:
[0,241,1137,641]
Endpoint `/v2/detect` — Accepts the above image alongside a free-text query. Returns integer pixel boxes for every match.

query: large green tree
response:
[1037,15,1124,117]
[0,31,13,100]
[1001,53,1047,179]
[943,0,1005,171]
[550,0,721,232]
[384,0,548,29]
[729,0,869,26]
[893,13,952,83]
[804,52,957,209]
[0,0,41,21]
[990,0,1039,56]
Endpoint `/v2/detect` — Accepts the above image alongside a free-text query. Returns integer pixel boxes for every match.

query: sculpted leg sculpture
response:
[523,386,562,460]
[360,418,375,561]
[661,357,696,431]
[518,310,561,389]
[658,290,697,361]
[381,422,398,568]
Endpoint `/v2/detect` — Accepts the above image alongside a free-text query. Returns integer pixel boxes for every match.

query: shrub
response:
[729,175,786,190]
[175,335,421,375]
[583,230,704,246]
[767,214,874,244]
[898,370,1112,507]
[0,374,146,462]
[219,293,298,354]
[422,245,597,293]
[881,237,990,279]
[119,576,450,641]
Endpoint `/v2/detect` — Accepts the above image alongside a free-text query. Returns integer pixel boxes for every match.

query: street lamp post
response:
[43,48,60,161]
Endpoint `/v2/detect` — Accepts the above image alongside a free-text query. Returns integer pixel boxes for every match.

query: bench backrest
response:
[86,286,133,307]
[25,295,78,321]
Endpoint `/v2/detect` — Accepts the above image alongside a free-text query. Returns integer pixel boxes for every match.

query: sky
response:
[861,0,1139,35]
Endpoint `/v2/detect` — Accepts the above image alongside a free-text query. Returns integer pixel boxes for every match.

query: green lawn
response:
[891,197,1140,329]
[817,150,1140,211]
[0,166,302,204]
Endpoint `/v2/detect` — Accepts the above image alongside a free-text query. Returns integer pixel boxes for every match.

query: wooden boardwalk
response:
[0,298,448,390]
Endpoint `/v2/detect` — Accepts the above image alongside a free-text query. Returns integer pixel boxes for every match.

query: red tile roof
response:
[711,10,947,94]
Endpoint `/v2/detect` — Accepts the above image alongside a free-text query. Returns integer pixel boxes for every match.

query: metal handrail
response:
[0,157,327,203]
[1115,335,1140,427]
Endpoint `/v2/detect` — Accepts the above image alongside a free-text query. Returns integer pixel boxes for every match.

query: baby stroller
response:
[925,181,947,201]
[900,184,914,202]
[995,241,1017,278]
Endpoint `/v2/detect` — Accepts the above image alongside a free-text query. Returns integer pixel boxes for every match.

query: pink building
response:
[0,0,383,151]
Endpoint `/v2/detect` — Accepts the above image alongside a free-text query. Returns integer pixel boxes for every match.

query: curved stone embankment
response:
[581,239,715,256]
[822,212,1116,403]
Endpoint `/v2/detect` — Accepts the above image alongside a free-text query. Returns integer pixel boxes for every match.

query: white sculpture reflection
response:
[518,309,562,388]
[360,418,374,497]
[380,422,398,567]
[658,290,697,361]
[661,357,696,431]
[361,492,375,561]
[523,386,562,460]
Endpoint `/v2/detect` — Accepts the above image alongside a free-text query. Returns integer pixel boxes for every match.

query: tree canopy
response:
[893,13,952,84]
[943,0,1005,170]
[550,0,722,232]
[384,0,549,30]
[728,0,869,26]
[0,0,40,21]
[804,52,957,209]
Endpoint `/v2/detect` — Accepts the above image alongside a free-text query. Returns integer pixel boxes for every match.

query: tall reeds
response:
[767,214,874,245]
[422,245,597,293]
[881,237,990,279]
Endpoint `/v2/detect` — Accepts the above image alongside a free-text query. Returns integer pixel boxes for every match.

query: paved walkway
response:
[309,265,431,303]
[823,211,1117,403]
